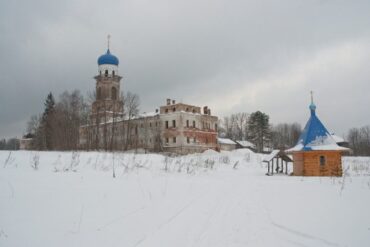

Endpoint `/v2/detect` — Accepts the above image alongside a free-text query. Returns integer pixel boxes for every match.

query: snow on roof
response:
[217,138,236,145]
[236,140,255,148]
[263,150,280,162]
[286,103,350,153]
[331,134,345,143]
[137,112,159,118]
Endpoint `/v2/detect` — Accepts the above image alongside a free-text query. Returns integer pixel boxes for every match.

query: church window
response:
[97,88,102,100]
[320,156,326,166]
[111,87,117,100]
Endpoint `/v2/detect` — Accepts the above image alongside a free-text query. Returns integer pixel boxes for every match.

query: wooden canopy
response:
[263,150,293,176]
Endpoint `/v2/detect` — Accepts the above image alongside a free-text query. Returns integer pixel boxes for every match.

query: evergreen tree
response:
[41,92,56,150]
[247,111,271,152]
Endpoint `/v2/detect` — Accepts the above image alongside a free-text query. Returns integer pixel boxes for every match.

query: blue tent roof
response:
[286,102,348,152]
[97,49,119,66]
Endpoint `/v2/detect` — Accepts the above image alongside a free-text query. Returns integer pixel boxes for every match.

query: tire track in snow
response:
[271,222,343,247]
[97,206,146,231]
[134,187,211,247]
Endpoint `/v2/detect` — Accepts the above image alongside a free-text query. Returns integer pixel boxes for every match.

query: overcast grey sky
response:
[0,0,369,139]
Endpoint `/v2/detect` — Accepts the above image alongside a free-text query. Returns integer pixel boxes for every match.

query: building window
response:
[112,70,115,76]
[173,107,176,112]
[187,137,190,144]
[215,123,218,131]
[172,120,176,128]
[320,156,326,166]
[186,108,189,112]
[165,109,168,113]
[165,121,169,129]
[97,88,102,100]
[206,138,208,144]
[186,120,189,127]
[193,121,196,128]
[111,87,117,100]
[105,70,108,76]
[165,138,169,144]
[173,137,176,143]
[149,122,152,127]
[193,137,196,143]
[192,109,196,113]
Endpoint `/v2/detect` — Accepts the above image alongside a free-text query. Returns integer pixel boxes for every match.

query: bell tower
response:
[91,36,124,123]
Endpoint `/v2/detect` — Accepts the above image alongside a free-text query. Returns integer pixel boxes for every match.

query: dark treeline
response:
[347,125,370,156]
[0,138,20,150]
[24,90,141,151]
[26,90,89,151]
[219,111,301,152]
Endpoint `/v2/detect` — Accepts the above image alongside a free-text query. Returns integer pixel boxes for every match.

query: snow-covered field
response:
[1,150,370,247]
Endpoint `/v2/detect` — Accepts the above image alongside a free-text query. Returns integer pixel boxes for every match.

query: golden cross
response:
[107,34,111,49]
[310,91,314,104]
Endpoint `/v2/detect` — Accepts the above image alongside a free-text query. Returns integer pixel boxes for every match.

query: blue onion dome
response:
[97,49,119,66]
[309,103,316,115]
[309,103,316,111]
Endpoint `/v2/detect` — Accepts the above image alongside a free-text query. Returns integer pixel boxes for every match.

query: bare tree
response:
[347,125,370,156]
[124,92,140,150]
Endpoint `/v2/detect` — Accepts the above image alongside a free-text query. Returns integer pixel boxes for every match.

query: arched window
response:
[111,87,117,100]
[97,87,102,100]
[105,70,108,76]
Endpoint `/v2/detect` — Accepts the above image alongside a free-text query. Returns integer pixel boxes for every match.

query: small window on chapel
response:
[320,156,326,166]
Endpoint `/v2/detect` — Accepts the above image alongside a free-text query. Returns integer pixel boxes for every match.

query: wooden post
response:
[280,158,283,173]
[272,158,274,175]
[267,161,270,174]
[285,161,288,174]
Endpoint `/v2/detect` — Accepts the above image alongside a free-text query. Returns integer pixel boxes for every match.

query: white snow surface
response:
[1,150,370,247]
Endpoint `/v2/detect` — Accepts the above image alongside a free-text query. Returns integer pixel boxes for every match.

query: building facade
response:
[79,46,219,154]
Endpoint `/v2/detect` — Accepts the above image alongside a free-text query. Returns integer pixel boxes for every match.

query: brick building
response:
[79,44,218,154]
